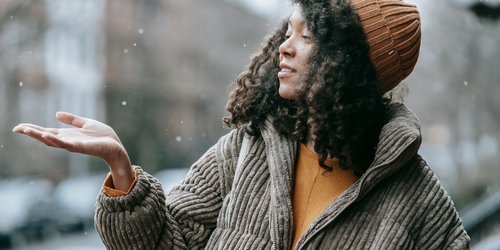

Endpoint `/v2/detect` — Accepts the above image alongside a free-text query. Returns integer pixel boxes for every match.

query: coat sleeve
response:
[94,129,243,250]
[413,163,471,250]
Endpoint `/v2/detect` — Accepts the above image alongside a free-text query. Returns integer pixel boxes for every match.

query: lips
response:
[278,63,296,78]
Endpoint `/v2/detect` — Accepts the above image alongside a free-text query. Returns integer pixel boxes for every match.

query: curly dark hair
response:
[223,0,390,175]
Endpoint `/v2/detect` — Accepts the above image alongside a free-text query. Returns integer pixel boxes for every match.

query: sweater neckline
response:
[299,143,337,167]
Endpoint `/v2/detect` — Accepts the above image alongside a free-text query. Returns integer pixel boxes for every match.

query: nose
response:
[279,37,295,58]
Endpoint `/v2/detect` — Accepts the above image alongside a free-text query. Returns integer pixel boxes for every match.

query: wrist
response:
[104,144,130,169]
[105,147,134,192]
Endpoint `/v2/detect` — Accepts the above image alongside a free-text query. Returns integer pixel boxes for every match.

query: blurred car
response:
[0,178,54,248]
[52,175,103,233]
[154,168,189,193]
[474,235,500,250]
[17,197,61,242]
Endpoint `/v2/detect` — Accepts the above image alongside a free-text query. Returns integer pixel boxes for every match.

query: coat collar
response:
[260,121,297,250]
[358,102,422,198]
[260,102,422,249]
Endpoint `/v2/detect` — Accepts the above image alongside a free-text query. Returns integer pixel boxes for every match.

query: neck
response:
[305,128,316,153]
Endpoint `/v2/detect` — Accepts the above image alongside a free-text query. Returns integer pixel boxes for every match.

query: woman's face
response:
[278,7,315,100]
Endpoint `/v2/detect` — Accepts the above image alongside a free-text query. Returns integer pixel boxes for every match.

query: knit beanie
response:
[350,0,421,93]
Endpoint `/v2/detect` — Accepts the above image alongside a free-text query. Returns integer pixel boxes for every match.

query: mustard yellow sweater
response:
[292,143,357,249]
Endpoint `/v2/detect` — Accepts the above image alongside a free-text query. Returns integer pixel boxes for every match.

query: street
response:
[14,231,104,250]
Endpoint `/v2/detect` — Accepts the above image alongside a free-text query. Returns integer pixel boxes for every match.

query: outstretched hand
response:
[13,112,134,191]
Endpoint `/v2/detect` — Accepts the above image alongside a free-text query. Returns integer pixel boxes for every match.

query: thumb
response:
[56,111,88,128]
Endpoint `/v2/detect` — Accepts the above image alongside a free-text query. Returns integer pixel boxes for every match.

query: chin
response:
[278,84,298,100]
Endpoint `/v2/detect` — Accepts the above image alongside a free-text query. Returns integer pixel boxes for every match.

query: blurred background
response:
[0,0,499,249]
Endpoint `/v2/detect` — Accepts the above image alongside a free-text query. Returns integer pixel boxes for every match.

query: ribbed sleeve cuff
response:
[103,169,138,197]
[95,166,168,249]
[97,166,165,213]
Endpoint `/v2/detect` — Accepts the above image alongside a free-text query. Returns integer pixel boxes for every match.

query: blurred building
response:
[0,0,106,179]
[0,0,60,178]
[0,0,269,179]
[43,0,106,176]
[103,0,268,172]
[406,0,500,208]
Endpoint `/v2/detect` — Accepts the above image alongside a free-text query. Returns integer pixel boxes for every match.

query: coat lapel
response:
[261,122,298,250]
[294,103,422,249]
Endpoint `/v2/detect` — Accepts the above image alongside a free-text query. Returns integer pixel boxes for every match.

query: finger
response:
[13,125,55,137]
[56,112,88,128]
[23,127,47,141]
[12,125,26,133]
[39,134,58,147]
[15,123,60,134]
[23,128,59,147]
[42,133,80,153]
[13,125,41,134]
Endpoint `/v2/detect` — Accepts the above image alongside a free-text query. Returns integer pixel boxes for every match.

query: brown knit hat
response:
[350,0,421,93]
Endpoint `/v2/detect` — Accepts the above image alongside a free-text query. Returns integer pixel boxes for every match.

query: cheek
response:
[300,48,313,68]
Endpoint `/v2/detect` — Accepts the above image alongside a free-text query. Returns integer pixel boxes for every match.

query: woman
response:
[13,0,470,249]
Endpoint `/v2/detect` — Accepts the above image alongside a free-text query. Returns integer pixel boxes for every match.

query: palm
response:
[54,124,121,157]
[13,112,124,163]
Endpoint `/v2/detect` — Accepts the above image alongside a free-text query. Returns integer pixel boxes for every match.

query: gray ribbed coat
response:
[94,103,470,249]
